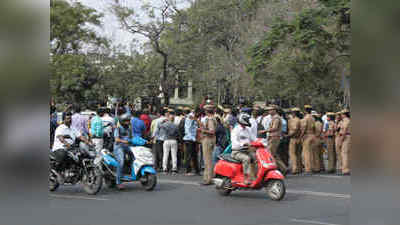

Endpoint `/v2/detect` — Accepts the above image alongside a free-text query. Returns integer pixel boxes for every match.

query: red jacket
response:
[140,114,152,134]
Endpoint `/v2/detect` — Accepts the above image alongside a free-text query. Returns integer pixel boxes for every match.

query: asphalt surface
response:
[49,173,350,225]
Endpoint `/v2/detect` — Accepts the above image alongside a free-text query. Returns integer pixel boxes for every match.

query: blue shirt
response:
[114,125,132,144]
[281,118,287,134]
[90,115,104,138]
[131,117,145,138]
[183,118,198,142]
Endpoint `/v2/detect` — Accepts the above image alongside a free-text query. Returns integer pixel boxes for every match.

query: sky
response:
[73,0,191,53]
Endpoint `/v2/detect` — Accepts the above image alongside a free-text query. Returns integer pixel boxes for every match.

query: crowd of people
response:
[50,98,351,188]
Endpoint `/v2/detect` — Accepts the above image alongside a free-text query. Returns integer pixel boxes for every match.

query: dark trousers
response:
[50,149,68,171]
[184,141,199,173]
[153,140,164,170]
[278,137,290,167]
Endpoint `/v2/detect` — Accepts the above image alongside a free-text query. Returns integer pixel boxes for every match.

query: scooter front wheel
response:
[265,179,286,201]
[140,174,157,191]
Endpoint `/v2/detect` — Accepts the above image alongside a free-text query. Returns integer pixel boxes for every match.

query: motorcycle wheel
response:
[104,177,116,189]
[82,168,103,195]
[265,179,286,201]
[49,171,59,192]
[140,173,157,191]
[217,177,232,196]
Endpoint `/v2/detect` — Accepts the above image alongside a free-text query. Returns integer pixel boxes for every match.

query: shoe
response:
[117,184,125,190]
[162,170,168,175]
[199,181,212,186]
[172,170,178,175]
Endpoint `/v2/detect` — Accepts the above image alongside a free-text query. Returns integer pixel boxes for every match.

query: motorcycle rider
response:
[231,113,256,185]
[51,112,93,183]
[114,113,133,190]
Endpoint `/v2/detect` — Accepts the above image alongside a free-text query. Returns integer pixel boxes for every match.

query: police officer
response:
[261,105,287,174]
[300,105,315,175]
[312,112,324,173]
[339,109,351,175]
[334,112,343,174]
[324,112,336,173]
[288,107,302,174]
[199,104,217,185]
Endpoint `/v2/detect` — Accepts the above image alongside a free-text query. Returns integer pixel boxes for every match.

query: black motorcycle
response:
[49,144,103,195]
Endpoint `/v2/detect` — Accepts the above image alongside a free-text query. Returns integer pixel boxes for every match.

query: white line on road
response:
[49,194,109,201]
[291,218,341,225]
[159,179,350,199]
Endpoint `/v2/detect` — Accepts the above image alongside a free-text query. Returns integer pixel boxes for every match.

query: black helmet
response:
[119,113,131,122]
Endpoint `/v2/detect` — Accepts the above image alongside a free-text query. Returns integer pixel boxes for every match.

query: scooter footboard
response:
[264,170,284,181]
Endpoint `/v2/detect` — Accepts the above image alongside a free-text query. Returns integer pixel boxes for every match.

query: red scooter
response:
[213,139,286,201]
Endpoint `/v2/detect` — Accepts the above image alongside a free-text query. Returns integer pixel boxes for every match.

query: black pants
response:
[153,140,164,170]
[50,149,68,170]
[184,141,199,173]
[278,137,289,167]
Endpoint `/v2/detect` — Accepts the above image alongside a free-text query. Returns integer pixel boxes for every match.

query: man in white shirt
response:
[231,113,256,185]
[51,112,93,182]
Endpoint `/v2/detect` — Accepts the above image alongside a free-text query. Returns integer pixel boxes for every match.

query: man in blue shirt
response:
[183,112,200,175]
[114,114,132,190]
[131,110,145,138]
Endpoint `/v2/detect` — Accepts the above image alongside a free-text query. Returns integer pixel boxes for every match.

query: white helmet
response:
[238,113,251,127]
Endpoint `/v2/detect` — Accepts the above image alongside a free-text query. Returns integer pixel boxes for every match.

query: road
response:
[49,173,350,225]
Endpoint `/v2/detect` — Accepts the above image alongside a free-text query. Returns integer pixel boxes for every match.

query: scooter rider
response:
[231,113,256,185]
[114,113,133,190]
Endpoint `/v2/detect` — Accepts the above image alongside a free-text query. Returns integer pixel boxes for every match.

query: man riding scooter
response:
[231,113,256,185]
[114,113,132,190]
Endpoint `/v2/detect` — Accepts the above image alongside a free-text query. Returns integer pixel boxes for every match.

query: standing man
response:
[334,112,343,174]
[198,104,217,185]
[300,105,316,175]
[312,112,324,173]
[339,109,351,175]
[183,111,200,176]
[160,111,179,174]
[288,107,302,174]
[152,109,167,171]
[90,107,105,153]
[324,112,336,173]
[260,105,287,174]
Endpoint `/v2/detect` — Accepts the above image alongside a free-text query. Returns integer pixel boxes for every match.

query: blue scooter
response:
[95,137,157,191]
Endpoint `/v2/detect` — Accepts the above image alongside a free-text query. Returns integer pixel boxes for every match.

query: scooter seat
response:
[219,154,241,164]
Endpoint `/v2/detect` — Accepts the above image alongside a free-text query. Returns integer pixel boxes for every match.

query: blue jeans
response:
[213,145,223,166]
[114,144,131,185]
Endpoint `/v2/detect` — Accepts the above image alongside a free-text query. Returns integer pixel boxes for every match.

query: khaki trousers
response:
[312,138,323,172]
[335,136,343,171]
[302,135,314,173]
[341,135,351,173]
[201,137,216,183]
[289,138,302,173]
[269,138,287,173]
[325,137,336,171]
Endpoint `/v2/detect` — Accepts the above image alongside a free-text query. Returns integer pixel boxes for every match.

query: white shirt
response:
[102,114,115,135]
[256,116,263,124]
[52,124,81,152]
[174,116,183,126]
[250,117,258,140]
[231,125,256,150]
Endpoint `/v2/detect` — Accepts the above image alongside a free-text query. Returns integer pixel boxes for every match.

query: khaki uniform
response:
[335,120,343,171]
[201,117,216,183]
[340,117,351,173]
[300,114,315,173]
[288,117,302,173]
[268,114,287,173]
[313,121,324,172]
[325,120,336,172]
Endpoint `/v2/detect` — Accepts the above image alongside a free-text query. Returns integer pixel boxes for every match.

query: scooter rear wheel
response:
[265,179,286,201]
[217,178,232,196]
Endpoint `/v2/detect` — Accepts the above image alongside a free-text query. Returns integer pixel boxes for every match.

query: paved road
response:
[50,174,350,225]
